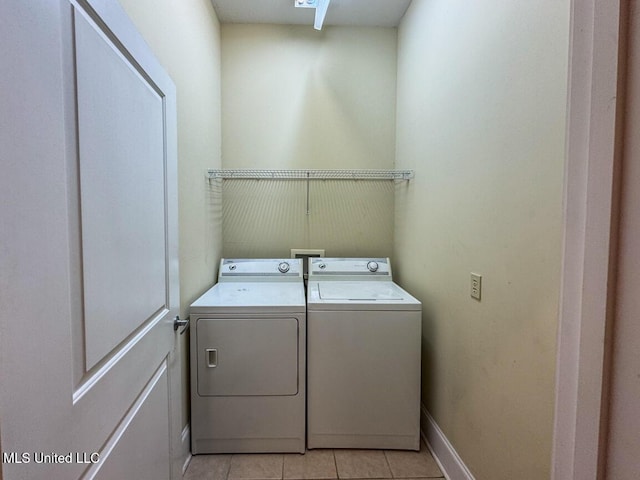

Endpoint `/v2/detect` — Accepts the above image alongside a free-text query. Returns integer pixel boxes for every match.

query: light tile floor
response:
[184,442,444,480]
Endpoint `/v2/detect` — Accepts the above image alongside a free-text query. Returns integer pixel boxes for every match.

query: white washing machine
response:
[306,257,422,451]
[190,258,305,454]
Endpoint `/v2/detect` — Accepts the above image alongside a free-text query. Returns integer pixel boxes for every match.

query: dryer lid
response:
[190,282,306,313]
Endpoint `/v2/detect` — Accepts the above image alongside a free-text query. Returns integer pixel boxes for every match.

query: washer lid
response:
[308,281,421,311]
[318,282,404,301]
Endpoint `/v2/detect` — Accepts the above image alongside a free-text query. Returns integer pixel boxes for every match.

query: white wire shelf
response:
[206,169,414,181]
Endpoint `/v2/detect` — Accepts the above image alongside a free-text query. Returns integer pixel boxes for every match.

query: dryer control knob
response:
[278,262,290,273]
[318,263,326,269]
[367,261,379,272]
[228,264,236,271]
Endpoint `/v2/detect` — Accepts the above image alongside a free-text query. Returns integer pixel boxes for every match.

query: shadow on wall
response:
[420,301,437,410]
[219,179,395,258]
[207,177,224,238]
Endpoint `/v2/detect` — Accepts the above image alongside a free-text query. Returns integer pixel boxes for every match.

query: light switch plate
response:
[470,273,482,300]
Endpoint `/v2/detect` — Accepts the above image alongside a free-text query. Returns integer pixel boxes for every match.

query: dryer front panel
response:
[197,317,299,397]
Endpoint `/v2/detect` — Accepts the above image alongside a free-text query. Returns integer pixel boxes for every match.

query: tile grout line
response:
[382,451,394,479]
[332,449,340,479]
[225,454,234,480]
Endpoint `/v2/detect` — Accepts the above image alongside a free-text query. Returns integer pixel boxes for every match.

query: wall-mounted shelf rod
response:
[206,169,415,181]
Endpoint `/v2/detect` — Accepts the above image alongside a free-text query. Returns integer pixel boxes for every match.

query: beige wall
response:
[117,0,223,429]
[394,1,569,478]
[606,2,640,476]
[220,25,397,258]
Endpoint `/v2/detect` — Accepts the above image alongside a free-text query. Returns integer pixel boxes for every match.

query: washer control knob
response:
[228,264,236,271]
[367,261,379,272]
[318,263,326,269]
[278,262,290,273]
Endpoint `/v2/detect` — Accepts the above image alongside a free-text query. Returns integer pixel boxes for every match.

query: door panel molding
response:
[73,307,169,403]
[81,359,170,480]
[73,8,169,370]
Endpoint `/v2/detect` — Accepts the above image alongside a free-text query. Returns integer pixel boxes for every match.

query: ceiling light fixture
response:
[294,0,331,31]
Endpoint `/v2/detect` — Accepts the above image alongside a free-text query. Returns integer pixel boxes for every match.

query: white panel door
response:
[0,1,180,479]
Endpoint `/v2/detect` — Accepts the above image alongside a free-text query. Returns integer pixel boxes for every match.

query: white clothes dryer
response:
[190,258,305,454]
[306,258,421,450]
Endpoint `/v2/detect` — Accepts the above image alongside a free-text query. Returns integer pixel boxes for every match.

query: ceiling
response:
[210,0,412,28]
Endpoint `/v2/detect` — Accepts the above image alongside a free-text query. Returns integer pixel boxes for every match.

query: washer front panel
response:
[306,309,421,450]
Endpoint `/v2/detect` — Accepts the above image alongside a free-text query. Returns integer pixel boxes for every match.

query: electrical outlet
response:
[470,273,482,300]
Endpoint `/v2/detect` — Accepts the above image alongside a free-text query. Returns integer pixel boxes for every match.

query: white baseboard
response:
[181,423,192,475]
[420,404,475,480]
